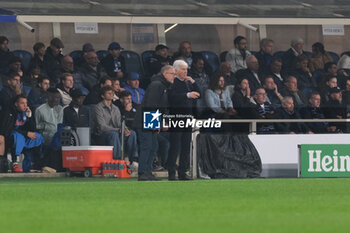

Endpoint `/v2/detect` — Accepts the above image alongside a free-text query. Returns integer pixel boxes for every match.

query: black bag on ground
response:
[197,133,262,178]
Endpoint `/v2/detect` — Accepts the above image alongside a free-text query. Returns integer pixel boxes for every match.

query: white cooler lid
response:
[62,146,114,151]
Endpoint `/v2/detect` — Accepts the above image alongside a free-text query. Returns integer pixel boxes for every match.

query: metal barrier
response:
[191,118,350,178]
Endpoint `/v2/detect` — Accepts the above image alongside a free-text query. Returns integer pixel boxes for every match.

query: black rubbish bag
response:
[197,134,262,178]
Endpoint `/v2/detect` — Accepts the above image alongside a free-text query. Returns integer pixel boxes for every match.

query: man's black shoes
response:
[178,174,193,181]
[138,173,161,181]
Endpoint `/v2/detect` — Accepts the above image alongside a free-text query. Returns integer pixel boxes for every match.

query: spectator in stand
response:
[0,73,22,111]
[27,76,50,111]
[255,38,274,75]
[123,72,145,106]
[189,55,210,115]
[232,78,251,117]
[43,38,64,86]
[319,75,337,104]
[173,41,195,69]
[0,36,13,75]
[324,87,347,132]
[93,85,138,162]
[309,42,333,73]
[83,76,112,105]
[28,42,46,75]
[63,89,89,128]
[236,55,263,94]
[219,61,237,87]
[74,43,95,68]
[248,88,277,133]
[78,51,107,91]
[268,57,287,91]
[205,73,236,118]
[342,78,350,103]
[112,79,124,108]
[282,37,307,74]
[7,57,23,80]
[0,94,44,172]
[292,54,316,91]
[118,90,137,130]
[300,91,336,133]
[23,65,41,89]
[263,76,283,108]
[100,42,125,79]
[226,36,251,73]
[338,51,350,70]
[56,73,74,106]
[35,88,63,145]
[280,76,308,109]
[276,96,313,134]
[56,55,84,90]
[149,44,172,76]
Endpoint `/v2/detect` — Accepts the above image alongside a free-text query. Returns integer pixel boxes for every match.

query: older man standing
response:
[137,65,176,181]
[167,60,200,181]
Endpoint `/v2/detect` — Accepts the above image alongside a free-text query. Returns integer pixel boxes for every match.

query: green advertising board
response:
[300,144,350,178]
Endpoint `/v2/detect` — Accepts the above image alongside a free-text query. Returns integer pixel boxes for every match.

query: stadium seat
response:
[250,51,258,56]
[273,51,285,58]
[69,50,83,61]
[220,51,228,62]
[200,51,220,73]
[328,51,340,63]
[141,50,154,77]
[13,50,32,72]
[304,51,312,58]
[22,85,32,96]
[121,50,143,75]
[78,87,89,96]
[96,50,108,61]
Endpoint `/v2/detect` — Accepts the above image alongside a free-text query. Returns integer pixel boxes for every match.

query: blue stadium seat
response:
[250,51,258,56]
[121,50,143,75]
[328,51,340,63]
[273,51,285,58]
[96,50,108,61]
[304,51,312,58]
[69,50,83,61]
[141,50,154,77]
[220,51,228,62]
[78,87,89,96]
[22,85,32,96]
[200,51,220,73]
[13,50,32,72]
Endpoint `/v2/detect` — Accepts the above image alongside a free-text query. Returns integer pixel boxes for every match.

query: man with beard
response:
[226,36,251,73]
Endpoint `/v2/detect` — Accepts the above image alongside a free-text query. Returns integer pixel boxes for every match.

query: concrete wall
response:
[1,22,350,57]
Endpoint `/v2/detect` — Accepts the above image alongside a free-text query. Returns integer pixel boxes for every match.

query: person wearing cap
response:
[63,89,90,128]
[43,38,64,86]
[73,43,95,69]
[0,36,14,75]
[282,37,308,74]
[78,51,107,91]
[100,42,125,79]
[324,86,347,132]
[123,72,145,105]
[149,44,172,76]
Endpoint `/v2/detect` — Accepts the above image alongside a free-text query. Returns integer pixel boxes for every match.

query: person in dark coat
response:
[0,73,22,111]
[149,44,173,76]
[276,96,313,134]
[136,65,176,181]
[282,37,308,74]
[28,42,46,76]
[63,89,90,128]
[255,38,274,75]
[43,38,64,86]
[83,76,112,105]
[267,57,288,91]
[324,87,348,132]
[27,76,50,111]
[167,60,200,181]
[100,42,126,79]
[235,55,263,94]
[280,76,308,109]
[0,36,14,75]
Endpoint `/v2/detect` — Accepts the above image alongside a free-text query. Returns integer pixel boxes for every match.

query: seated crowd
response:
[1,34,350,175]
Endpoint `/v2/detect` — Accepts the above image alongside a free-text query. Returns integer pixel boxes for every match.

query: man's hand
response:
[184,76,195,83]
[27,132,37,140]
[124,127,131,137]
[188,91,200,99]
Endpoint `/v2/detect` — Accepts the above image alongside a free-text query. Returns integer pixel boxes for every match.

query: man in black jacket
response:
[0,36,13,75]
[167,60,200,181]
[0,94,44,172]
[137,65,176,181]
[63,89,90,128]
[0,73,22,112]
[43,38,64,86]
[100,42,125,79]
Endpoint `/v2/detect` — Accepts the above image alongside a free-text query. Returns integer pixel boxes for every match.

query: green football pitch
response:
[1,177,350,233]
